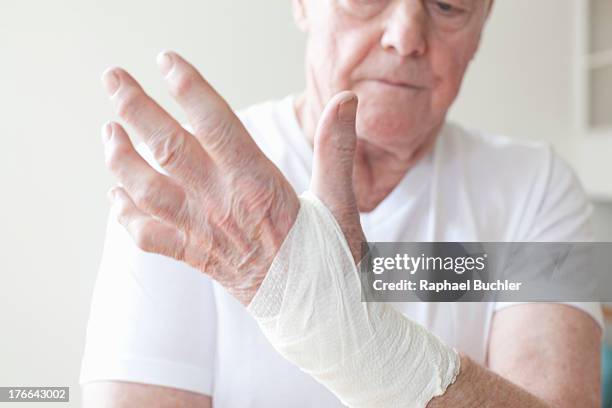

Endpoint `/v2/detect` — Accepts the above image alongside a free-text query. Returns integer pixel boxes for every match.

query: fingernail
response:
[157,51,174,77]
[338,93,357,119]
[101,122,113,143]
[102,69,120,96]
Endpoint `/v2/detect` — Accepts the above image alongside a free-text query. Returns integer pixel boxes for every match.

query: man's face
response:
[297,0,491,154]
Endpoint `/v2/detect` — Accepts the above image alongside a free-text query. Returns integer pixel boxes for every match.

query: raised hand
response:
[102,51,364,305]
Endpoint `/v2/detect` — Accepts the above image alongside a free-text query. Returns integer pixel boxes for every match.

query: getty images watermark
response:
[359,242,612,302]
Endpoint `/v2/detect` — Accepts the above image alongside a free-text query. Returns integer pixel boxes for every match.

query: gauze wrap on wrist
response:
[247,191,460,408]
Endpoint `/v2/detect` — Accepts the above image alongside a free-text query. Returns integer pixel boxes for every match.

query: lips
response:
[367,78,428,91]
[379,78,425,89]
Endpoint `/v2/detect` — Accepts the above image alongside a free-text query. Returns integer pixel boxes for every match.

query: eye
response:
[427,0,466,17]
[340,0,389,18]
[424,0,472,30]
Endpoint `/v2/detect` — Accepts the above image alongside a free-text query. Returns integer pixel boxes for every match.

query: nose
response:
[380,0,428,57]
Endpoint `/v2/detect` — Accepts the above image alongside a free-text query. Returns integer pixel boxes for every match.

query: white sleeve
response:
[494,149,603,329]
[79,212,217,396]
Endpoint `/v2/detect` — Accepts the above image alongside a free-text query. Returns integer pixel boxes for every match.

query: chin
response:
[350,81,442,148]
[355,102,429,152]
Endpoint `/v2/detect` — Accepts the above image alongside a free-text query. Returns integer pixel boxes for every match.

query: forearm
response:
[249,192,460,407]
[428,355,551,408]
[82,381,212,408]
[249,194,600,408]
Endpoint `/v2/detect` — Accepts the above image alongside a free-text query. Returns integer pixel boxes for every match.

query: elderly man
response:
[80,0,602,406]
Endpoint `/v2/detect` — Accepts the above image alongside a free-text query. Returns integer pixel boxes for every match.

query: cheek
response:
[429,34,480,114]
[306,12,381,97]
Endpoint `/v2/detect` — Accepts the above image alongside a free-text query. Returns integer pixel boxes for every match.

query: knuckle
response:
[133,221,155,252]
[136,176,186,225]
[173,71,196,99]
[330,135,355,156]
[147,175,167,197]
[133,178,159,209]
[197,109,230,136]
[193,111,235,152]
[149,128,186,169]
[115,88,145,121]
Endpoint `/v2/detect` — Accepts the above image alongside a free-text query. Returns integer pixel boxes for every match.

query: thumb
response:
[311,90,358,211]
[311,91,365,260]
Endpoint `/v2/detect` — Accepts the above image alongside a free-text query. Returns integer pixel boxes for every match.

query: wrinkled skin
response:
[294,0,491,211]
[97,2,601,407]
[102,0,493,306]
[102,52,363,305]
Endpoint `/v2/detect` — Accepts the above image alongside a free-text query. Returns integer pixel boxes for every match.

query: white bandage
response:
[248,191,460,408]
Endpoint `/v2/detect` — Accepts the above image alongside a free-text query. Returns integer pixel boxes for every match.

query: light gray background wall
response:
[0,1,609,406]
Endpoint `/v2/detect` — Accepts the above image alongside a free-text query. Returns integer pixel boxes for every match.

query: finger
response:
[103,121,190,229]
[311,91,359,210]
[110,186,186,260]
[156,51,260,166]
[110,185,233,282]
[311,91,364,261]
[101,66,211,184]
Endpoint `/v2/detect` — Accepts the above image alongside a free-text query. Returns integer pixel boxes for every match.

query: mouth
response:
[365,78,427,91]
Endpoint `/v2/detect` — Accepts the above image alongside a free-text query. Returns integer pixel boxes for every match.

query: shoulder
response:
[442,122,580,192]
[442,122,555,173]
[441,123,592,241]
[439,122,561,206]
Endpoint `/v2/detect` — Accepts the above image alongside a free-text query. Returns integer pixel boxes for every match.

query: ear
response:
[292,0,309,32]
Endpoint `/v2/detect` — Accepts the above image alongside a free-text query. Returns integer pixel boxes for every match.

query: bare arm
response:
[82,381,212,408]
[81,307,600,408]
[96,53,602,408]
[428,304,601,408]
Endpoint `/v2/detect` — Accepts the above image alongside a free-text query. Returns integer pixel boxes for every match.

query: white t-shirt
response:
[80,95,603,407]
